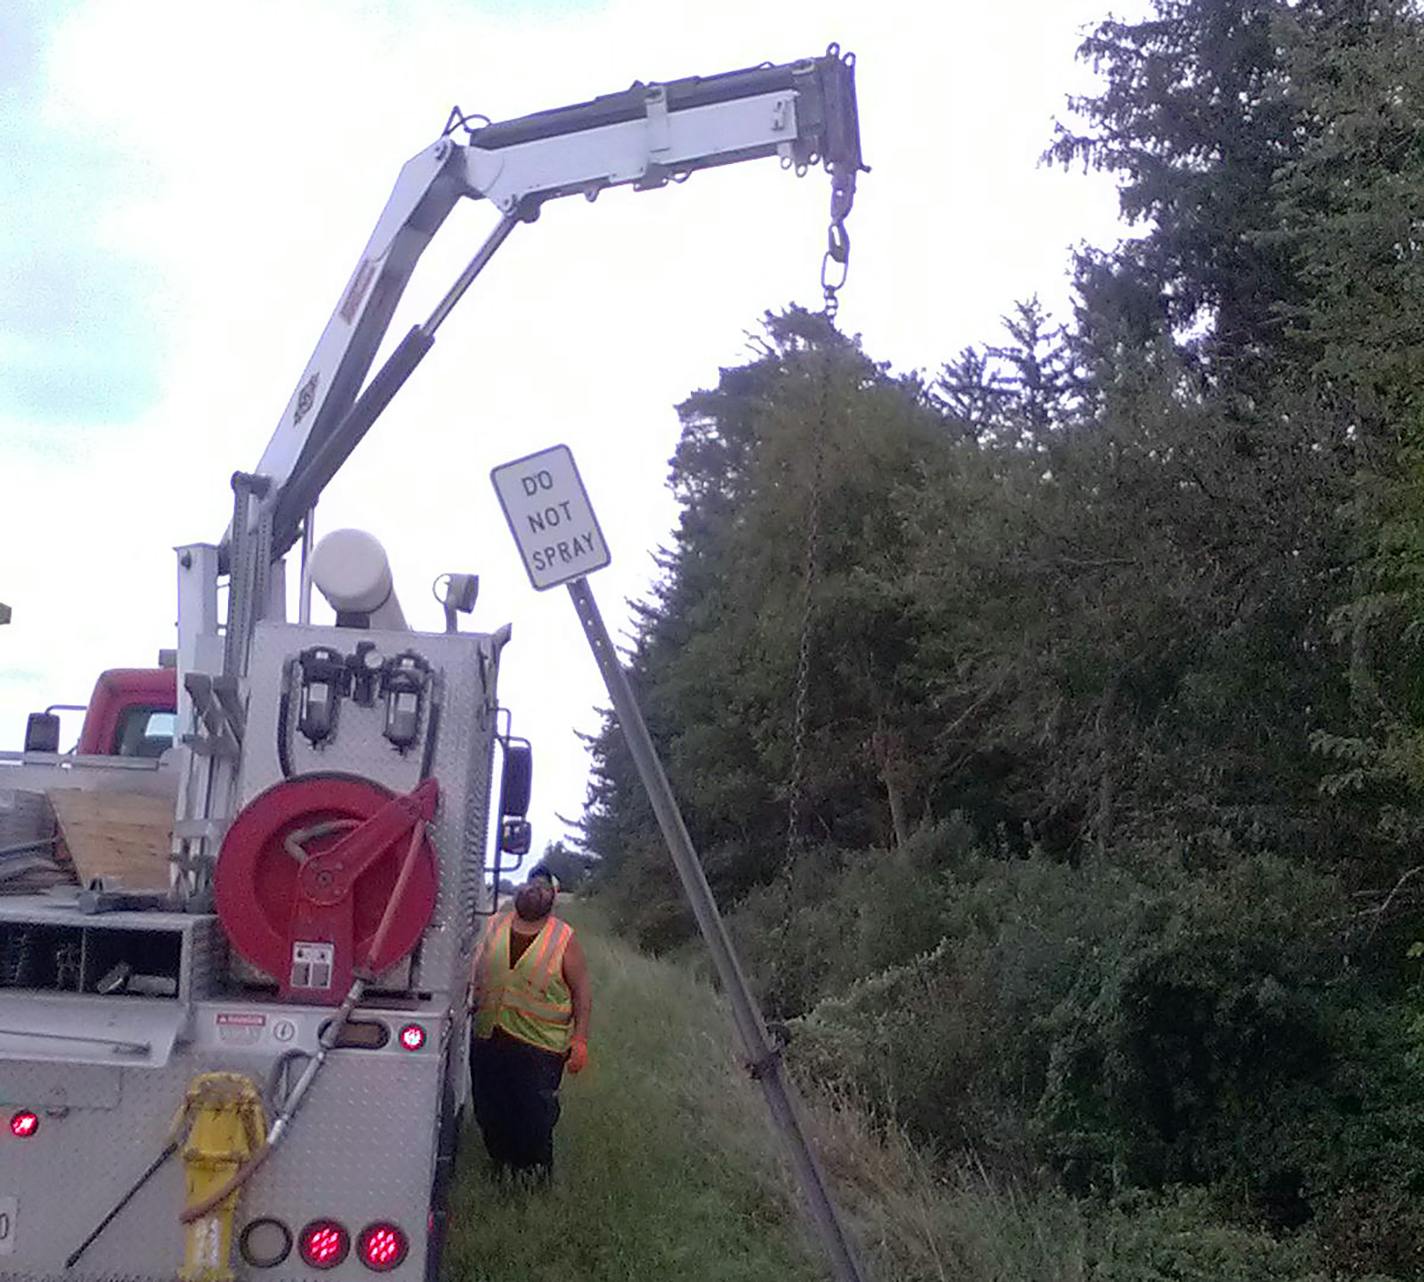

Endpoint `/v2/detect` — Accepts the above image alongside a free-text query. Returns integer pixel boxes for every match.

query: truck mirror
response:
[499,818,532,858]
[499,741,532,819]
[24,712,60,754]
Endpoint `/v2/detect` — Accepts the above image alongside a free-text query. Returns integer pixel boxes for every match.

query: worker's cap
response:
[527,864,561,893]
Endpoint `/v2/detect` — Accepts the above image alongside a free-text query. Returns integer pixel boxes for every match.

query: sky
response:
[0,0,1143,864]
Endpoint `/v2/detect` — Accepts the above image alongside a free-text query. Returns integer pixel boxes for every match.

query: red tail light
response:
[9,1111,38,1138]
[358,1222,409,1272]
[398,1023,425,1051]
[298,1220,349,1270]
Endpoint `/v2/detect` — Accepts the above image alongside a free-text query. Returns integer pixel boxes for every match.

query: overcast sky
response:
[1,0,1143,861]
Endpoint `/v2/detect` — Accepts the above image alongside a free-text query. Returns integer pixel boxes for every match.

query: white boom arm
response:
[231,46,864,563]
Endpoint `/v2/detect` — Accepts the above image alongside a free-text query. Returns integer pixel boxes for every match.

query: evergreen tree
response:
[1048,0,1308,389]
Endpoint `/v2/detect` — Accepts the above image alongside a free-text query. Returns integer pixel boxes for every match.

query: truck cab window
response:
[114,708,177,758]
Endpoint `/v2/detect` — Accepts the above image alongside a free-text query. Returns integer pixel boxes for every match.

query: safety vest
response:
[472,912,574,1054]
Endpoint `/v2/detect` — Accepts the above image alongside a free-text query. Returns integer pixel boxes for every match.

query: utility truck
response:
[0,47,863,1282]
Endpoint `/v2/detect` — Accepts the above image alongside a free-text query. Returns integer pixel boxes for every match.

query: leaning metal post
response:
[566,575,869,1282]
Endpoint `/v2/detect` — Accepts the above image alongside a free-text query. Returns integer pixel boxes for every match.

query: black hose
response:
[65,1138,182,1267]
[277,664,296,780]
[419,694,442,782]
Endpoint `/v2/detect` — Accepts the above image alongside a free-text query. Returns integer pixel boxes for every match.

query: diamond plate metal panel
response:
[0,1060,120,1109]
[240,623,501,1001]
[1,1273,175,1282]
[0,993,186,1068]
[182,915,228,1002]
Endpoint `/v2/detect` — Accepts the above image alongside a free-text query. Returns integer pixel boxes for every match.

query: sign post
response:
[492,445,867,1282]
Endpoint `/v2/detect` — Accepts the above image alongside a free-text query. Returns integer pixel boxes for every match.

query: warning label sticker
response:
[291,942,335,991]
[215,1012,267,1045]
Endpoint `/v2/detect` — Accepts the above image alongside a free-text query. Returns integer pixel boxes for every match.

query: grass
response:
[443,898,823,1282]
[443,901,1325,1282]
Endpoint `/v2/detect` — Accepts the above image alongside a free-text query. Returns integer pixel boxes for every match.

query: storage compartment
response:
[0,923,81,990]
[83,927,182,997]
[0,920,181,998]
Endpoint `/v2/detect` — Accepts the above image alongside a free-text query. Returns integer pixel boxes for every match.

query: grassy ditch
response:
[443,898,822,1282]
[444,900,1348,1282]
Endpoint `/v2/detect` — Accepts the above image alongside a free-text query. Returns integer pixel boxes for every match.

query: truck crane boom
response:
[239,46,863,566]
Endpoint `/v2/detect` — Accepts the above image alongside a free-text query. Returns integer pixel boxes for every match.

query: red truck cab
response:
[25,668,177,757]
[76,668,178,756]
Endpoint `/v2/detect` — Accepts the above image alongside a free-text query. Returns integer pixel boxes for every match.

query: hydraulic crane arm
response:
[458,50,863,212]
[235,46,864,564]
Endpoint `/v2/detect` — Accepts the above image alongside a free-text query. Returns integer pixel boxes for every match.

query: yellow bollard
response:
[177,1073,267,1282]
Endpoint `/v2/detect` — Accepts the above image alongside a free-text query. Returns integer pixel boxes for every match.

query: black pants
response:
[470,1028,565,1177]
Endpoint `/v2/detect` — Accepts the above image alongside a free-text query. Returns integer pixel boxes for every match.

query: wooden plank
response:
[45,789,171,891]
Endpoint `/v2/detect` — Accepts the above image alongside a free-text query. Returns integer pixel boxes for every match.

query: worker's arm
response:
[466,959,483,1013]
[466,917,498,1011]
[563,933,592,1043]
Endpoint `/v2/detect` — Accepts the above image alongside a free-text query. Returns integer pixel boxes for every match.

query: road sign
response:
[491,445,611,590]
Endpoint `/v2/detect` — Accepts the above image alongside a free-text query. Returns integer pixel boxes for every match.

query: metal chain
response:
[820,167,854,319]
[785,357,829,862]
[786,172,853,856]
[821,224,849,320]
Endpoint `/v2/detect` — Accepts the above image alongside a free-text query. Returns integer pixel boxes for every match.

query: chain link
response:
[820,166,855,318]
[786,166,853,853]
[786,361,828,861]
[821,221,850,319]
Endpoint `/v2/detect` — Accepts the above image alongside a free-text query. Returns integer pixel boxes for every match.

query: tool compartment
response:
[0,901,220,1002]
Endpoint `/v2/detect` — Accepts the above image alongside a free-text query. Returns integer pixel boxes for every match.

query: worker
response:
[468,863,591,1181]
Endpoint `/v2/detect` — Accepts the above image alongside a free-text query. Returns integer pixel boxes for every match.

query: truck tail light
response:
[298,1220,349,1270]
[358,1222,409,1272]
[239,1218,293,1268]
[9,1111,38,1138]
[398,1023,425,1051]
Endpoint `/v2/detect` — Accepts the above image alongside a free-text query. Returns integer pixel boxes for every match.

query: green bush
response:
[1087,1188,1351,1282]
[768,839,1424,1276]
[1035,855,1344,1196]
[785,828,1145,1172]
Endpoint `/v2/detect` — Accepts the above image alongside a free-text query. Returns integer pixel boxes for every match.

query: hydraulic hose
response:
[276,661,296,780]
[66,1118,194,1266]
[418,685,442,782]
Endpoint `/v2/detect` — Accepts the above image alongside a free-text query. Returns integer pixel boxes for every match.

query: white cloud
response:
[1,0,1139,855]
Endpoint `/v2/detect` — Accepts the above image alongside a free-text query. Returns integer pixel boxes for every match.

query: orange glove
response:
[566,1035,589,1075]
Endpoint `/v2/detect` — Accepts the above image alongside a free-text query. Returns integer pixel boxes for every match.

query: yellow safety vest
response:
[473,912,574,1054]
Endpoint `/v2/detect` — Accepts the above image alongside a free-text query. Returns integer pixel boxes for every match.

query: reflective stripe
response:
[500,997,572,1025]
[508,1013,571,1030]
[526,920,559,977]
[489,985,568,1013]
[470,911,512,979]
[536,922,572,989]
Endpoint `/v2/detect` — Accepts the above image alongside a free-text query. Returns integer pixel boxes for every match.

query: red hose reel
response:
[215,775,439,1003]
